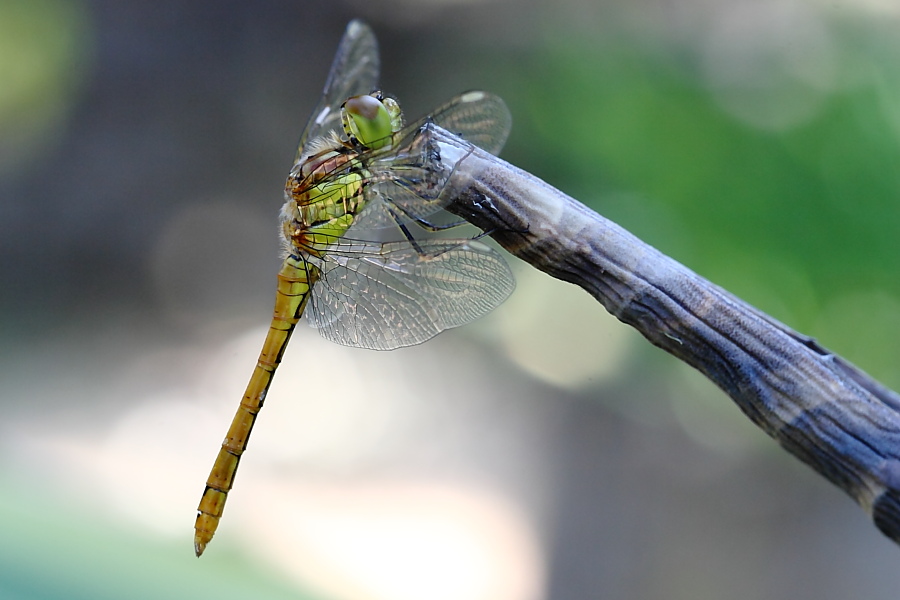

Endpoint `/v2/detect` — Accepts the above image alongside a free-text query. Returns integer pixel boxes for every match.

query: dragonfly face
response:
[341,92,402,151]
[194,20,515,557]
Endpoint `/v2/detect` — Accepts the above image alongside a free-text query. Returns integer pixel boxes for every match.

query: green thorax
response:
[282,92,403,256]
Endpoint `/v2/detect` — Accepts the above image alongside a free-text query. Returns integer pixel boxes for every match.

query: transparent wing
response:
[425,91,511,156]
[294,20,380,163]
[306,238,515,350]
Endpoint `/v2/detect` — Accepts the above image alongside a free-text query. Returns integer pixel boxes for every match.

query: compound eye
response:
[342,95,393,149]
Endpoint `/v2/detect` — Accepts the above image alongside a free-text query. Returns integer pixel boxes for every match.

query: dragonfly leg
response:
[385,203,427,256]
[377,201,491,262]
[386,198,469,231]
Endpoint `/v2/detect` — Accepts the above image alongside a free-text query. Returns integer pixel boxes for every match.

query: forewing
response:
[421,91,511,156]
[294,20,380,162]
[307,239,515,350]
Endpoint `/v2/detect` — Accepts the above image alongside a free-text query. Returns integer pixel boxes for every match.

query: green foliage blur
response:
[501,15,900,390]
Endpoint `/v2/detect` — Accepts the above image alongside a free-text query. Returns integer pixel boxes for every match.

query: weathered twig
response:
[429,123,900,546]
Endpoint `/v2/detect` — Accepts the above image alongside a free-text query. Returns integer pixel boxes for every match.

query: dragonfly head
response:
[341,92,402,151]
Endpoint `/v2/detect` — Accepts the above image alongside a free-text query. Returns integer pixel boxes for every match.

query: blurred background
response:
[1,0,899,598]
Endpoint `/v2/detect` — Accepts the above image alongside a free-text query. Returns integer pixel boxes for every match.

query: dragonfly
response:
[193,20,515,556]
